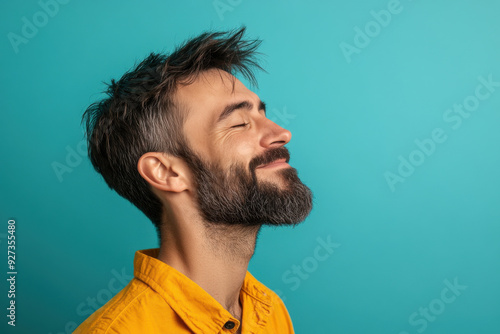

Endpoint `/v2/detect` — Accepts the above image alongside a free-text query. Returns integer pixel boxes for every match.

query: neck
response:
[203,223,261,265]
[157,209,261,319]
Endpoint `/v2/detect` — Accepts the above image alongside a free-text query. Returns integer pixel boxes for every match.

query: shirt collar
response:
[133,248,274,333]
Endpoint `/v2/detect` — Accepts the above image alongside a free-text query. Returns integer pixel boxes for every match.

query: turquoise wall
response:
[1,0,499,333]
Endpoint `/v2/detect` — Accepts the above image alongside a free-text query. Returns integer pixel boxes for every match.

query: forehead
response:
[174,69,257,124]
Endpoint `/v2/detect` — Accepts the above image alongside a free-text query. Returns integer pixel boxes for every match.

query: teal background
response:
[1,0,500,333]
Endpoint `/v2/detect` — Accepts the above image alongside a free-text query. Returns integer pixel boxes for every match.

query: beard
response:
[180,144,313,227]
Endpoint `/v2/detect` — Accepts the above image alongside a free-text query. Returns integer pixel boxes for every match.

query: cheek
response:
[221,138,255,167]
[235,139,254,157]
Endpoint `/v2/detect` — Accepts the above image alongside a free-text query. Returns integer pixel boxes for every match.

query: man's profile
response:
[74,27,313,334]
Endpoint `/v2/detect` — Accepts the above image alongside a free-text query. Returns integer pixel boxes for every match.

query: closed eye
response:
[231,123,249,128]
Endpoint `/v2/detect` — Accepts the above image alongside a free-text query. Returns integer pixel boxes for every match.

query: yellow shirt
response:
[74,248,294,333]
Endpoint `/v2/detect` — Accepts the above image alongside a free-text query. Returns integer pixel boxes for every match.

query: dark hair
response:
[82,27,264,243]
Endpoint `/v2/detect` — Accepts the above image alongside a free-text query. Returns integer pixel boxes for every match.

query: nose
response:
[259,117,292,148]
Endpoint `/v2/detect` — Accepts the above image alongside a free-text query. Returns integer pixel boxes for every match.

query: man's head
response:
[83,28,312,242]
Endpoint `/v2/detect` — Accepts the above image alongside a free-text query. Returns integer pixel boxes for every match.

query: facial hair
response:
[181,145,313,227]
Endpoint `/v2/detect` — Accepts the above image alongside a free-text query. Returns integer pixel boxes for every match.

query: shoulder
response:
[73,278,175,334]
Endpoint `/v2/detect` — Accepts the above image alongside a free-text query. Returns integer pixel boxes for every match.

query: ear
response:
[137,152,190,193]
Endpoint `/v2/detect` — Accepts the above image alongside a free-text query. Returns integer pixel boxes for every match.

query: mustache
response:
[249,147,290,171]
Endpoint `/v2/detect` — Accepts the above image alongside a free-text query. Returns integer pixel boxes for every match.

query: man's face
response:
[175,69,312,226]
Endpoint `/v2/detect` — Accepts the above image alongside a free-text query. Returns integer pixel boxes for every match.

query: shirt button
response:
[224,321,236,329]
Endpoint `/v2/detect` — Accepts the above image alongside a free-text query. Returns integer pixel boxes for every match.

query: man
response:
[75,27,313,333]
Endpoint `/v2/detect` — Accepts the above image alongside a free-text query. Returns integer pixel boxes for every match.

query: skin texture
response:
[137,69,297,330]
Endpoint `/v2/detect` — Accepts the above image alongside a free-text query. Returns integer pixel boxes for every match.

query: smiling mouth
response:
[256,158,290,169]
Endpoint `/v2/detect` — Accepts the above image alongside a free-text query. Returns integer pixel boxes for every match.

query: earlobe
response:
[137,152,188,193]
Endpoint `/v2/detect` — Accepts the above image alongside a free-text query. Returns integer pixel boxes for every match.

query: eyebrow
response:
[216,100,267,125]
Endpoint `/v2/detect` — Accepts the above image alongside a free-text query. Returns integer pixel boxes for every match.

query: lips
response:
[256,158,289,169]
